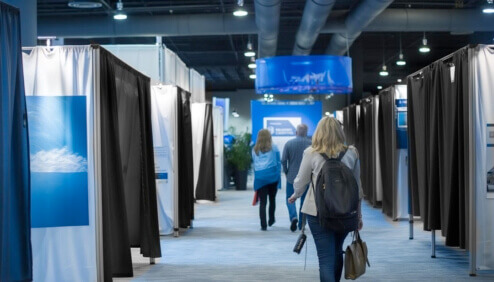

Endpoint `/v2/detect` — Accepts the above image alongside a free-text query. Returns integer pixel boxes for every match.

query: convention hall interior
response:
[2,0,494,281]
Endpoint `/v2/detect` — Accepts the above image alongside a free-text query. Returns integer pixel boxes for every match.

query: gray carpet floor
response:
[116,189,494,282]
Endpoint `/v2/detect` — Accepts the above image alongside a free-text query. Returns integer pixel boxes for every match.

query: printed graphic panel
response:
[27,96,89,228]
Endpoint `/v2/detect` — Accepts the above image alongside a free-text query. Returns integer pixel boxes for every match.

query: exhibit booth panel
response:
[163,47,177,86]
[103,45,160,82]
[175,57,190,92]
[150,85,178,235]
[471,45,494,270]
[190,69,206,103]
[22,46,99,282]
[213,106,225,190]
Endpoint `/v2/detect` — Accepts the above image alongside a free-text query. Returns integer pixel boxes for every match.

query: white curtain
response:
[22,46,97,282]
[373,96,383,202]
[176,57,190,92]
[213,106,224,190]
[190,69,206,103]
[150,85,178,235]
[103,45,160,82]
[394,85,409,219]
[163,47,177,86]
[472,45,494,270]
[190,103,207,195]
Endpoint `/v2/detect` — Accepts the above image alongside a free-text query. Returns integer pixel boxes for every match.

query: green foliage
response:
[225,130,252,171]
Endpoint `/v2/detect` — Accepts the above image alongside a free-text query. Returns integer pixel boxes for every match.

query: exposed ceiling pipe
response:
[254,0,281,58]
[326,0,393,55]
[293,0,336,55]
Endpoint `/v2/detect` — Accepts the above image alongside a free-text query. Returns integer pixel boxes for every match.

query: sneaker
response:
[268,219,275,227]
[290,218,298,232]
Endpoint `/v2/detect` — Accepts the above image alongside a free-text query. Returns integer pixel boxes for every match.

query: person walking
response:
[288,117,363,282]
[282,124,311,232]
[252,129,281,231]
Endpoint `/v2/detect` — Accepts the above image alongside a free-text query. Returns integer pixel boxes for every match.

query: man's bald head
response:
[296,124,308,137]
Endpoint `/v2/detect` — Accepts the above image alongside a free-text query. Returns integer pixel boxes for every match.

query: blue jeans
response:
[307,215,349,282]
[286,182,307,229]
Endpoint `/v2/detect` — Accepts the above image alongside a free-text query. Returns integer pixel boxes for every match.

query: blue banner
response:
[27,96,89,228]
[255,55,352,94]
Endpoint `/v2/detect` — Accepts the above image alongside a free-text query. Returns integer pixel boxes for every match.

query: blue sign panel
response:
[255,55,352,94]
[395,99,408,149]
[251,101,322,142]
[27,96,89,228]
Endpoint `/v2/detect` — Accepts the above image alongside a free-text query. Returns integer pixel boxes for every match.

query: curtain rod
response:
[407,44,474,79]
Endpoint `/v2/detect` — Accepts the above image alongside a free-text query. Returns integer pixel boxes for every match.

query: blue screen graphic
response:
[27,96,89,228]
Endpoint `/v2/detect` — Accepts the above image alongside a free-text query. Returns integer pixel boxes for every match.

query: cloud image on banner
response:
[27,96,89,228]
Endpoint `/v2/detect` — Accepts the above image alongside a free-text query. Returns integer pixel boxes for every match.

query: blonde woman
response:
[288,117,363,282]
[252,129,281,231]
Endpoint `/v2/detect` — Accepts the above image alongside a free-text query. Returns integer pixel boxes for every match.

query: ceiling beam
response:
[38,9,494,38]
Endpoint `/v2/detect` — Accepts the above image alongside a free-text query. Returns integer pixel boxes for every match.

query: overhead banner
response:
[27,96,89,228]
[255,55,352,94]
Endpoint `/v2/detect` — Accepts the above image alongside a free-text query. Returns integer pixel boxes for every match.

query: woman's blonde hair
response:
[253,129,272,155]
[311,116,347,158]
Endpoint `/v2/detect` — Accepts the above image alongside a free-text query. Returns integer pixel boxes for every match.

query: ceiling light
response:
[244,41,255,57]
[233,10,248,16]
[232,109,240,118]
[379,65,389,76]
[377,86,383,90]
[248,57,257,69]
[325,112,331,116]
[419,33,430,53]
[249,74,256,79]
[233,0,248,16]
[113,1,127,20]
[396,54,406,66]
[397,78,402,83]
[483,0,494,13]
[68,0,102,9]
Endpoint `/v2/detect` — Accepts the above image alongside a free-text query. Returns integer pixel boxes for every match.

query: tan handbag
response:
[344,231,370,280]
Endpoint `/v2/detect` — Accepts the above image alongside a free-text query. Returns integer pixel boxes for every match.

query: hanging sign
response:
[255,55,352,94]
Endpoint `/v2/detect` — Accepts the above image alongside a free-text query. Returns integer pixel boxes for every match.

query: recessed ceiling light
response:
[68,0,102,9]
[248,63,256,69]
[397,78,402,83]
[244,51,255,57]
[249,74,256,79]
[377,86,383,90]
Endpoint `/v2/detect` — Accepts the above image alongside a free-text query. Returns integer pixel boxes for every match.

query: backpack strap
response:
[320,148,348,161]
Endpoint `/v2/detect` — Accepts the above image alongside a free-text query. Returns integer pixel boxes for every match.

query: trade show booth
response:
[21,45,161,281]
[407,45,494,273]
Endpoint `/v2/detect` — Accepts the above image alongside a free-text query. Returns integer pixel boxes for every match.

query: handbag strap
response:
[354,230,371,267]
[301,213,306,235]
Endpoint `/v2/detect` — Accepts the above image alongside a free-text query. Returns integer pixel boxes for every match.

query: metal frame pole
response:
[431,230,436,258]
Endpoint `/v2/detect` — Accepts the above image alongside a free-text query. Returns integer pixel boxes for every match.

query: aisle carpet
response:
[116,189,494,282]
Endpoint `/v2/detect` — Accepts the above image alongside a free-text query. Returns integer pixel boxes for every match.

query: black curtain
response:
[359,98,376,205]
[195,103,216,201]
[98,47,161,280]
[378,89,395,218]
[0,3,32,281]
[177,89,195,228]
[407,47,470,248]
[345,104,358,146]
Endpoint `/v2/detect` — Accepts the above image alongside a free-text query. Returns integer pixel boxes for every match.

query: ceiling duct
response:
[326,0,393,55]
[254,0,281,58]
[293,0,336,55]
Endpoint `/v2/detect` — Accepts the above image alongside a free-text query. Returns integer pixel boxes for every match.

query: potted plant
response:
[225,131,252,190]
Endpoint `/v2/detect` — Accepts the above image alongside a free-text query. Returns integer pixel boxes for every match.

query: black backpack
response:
[312,149,359,233]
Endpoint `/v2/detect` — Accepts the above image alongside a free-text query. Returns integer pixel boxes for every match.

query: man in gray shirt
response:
[282,124,311,231]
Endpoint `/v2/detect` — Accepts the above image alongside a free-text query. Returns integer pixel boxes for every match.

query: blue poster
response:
[251,101,322,142]
[26,96,89,228]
